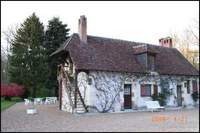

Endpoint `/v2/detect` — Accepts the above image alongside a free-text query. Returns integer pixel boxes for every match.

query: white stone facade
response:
[61,78,73,112]
[61,70,199,113]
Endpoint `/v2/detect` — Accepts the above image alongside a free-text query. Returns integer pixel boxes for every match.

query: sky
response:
[1,1,199,49]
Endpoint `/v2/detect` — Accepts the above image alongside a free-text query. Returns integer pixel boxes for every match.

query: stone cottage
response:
[51,15,199,113]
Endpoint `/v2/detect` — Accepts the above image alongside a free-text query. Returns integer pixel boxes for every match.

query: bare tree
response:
[170,18,199,70]
[1,47,9,83]
[1,24,19,83]
[188,18,199,45]
[3,25,18,44]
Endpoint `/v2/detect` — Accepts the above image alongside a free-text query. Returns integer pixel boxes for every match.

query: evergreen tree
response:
[44,17,70,97]
[8,13,46,98]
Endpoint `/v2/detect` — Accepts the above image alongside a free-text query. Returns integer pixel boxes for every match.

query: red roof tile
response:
[52,33,199,76]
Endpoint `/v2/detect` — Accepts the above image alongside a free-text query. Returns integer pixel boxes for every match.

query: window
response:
[187,80,190,94]
[184,82,187,87]
[141,84,151,97]
[136,53,147,68]
[124,84,132,95]
[88,77,92,85]
[136,53,155,71]
[147,54,155,71]
[169,39,172,43]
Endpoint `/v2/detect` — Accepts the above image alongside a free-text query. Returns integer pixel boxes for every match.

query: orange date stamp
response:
[152,114,187,124]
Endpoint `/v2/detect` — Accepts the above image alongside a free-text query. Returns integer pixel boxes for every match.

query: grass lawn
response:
[1,97,22,111]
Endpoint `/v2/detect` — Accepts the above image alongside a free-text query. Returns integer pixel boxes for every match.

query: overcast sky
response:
[1,1,199,48]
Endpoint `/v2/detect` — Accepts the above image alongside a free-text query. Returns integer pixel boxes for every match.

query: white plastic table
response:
[34,98,43,105]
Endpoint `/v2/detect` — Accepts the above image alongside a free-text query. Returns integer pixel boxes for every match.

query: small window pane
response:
[184,82,187,88]
[141,84,151,97]
[124,84,131,95]
[136,53,147,67]
[147,55,155,71]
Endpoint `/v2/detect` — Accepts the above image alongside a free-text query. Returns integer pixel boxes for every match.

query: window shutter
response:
[192,80,197,93]
[153,85,158,95]
[141,84,145,96]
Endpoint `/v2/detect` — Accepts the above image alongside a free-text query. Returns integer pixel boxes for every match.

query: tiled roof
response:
[52,33,199,76]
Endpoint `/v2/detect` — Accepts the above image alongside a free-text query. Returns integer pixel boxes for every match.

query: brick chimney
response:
[159,37,173,48]
[78,15,87,43]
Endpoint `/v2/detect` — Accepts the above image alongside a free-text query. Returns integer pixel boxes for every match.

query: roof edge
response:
[77,69,199,76]
[50,34,75,57]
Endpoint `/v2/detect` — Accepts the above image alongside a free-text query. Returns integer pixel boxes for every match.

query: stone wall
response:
[61,70,199,113]
[61,78,73,112]
[76,71,199,112]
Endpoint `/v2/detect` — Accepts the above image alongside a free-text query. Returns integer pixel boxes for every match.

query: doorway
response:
[177,85,182,106]
[124,84,132,109]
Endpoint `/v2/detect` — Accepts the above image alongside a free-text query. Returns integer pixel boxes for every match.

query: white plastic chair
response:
[44,97,52,104]
[24,99,32,105]
[34,98,43,105]
[44,97,57,104]
[51,97,57,104]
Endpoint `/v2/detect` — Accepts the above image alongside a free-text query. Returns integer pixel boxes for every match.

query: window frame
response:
[136,53,147,68]
[186,80,190,94]
[141,84,152,97]
[124,84,132,95]
[147,54,155,71]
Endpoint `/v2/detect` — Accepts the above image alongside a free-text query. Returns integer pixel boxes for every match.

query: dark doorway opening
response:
[124,84,132,109]
[177,85,182,106]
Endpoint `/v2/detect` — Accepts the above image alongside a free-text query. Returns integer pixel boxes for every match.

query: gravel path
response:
[1,102,199,132]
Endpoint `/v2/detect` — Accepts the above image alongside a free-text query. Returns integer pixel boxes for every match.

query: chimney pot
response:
[159,37,172,48]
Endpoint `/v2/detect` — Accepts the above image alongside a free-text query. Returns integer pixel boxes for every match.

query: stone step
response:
[76,109,85,112]
[75,106,85,109]
[70,95,80,98]
[71,99,81,102]
[76,106,84,108]
[77,102,83,105]
[76,111,85,114]
[76,108,85,112]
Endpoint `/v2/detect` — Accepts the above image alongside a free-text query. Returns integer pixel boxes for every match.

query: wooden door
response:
[177,85,182,106]
[124,84,132,109]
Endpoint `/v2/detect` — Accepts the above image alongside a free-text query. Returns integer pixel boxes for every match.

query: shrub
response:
[151,93,168,106]
[191,91,199,103]
[1,83,24,100]
[151,93,158,101]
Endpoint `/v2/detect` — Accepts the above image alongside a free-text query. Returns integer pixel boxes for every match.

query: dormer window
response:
[147,54,155,71]
[133,44,157,71]
[136,53,155,71]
